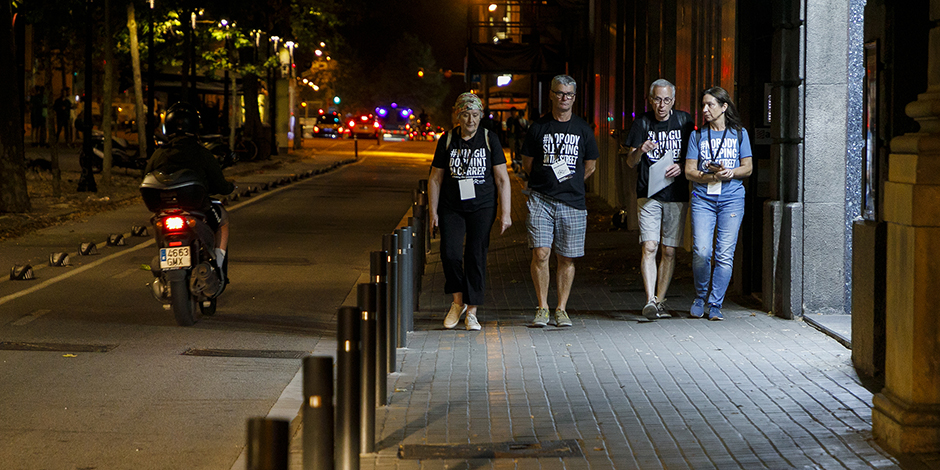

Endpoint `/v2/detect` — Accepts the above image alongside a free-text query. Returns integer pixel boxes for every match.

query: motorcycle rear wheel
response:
[170,277,200,326]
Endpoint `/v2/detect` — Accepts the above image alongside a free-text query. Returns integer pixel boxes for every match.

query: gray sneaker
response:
[655,299,671,318]
[642,296,670,320]
[554,309,572,327]
[642,297,659,320]
[532,307,551,327]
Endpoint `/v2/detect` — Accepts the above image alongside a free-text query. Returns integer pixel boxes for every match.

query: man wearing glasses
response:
[624,79,694,319]
[521,74,599,327]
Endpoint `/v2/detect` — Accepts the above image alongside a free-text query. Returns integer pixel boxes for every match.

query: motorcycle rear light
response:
[164,216,186,231]
[169,241,183,247]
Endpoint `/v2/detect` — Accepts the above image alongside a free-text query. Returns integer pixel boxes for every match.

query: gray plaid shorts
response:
[525,191,587,258]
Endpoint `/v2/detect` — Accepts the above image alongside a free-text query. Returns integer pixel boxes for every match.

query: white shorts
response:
[637,198,687,247]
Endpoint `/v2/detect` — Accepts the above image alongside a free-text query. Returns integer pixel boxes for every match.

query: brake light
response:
[164,216,186,231]
[169,241,183,247]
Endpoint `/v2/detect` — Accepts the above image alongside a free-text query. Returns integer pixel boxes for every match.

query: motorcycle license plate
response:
[160,247,191,270]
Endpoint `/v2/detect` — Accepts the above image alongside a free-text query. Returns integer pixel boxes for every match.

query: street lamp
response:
[285,40,297,149]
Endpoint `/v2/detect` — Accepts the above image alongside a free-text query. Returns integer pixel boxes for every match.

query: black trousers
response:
[438,204,497,306]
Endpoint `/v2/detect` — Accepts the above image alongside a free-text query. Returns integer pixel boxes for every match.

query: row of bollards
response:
[246,179,430,469]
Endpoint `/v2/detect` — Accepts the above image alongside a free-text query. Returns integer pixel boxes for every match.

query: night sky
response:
[343,0,468,72]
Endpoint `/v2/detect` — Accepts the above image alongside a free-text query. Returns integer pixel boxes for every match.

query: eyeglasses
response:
[652,97,674,105]
[551,90,576,100]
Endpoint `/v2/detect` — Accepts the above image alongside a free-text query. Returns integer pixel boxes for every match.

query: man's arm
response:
[584,159,596,180]
[522,154,533,175]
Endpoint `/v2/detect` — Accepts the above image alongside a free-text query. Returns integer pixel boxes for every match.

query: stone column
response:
[871,0,940,454]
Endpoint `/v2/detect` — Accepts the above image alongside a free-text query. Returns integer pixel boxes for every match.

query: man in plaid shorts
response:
[521,75,600,327]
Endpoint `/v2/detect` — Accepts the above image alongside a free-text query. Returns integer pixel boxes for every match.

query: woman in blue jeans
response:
[683,87,752,321]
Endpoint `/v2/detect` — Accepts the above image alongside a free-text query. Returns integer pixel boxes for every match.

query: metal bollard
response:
[303,356,334,470]
[370,251,389,406]
[396,226,414,344]
[409,211,426,275]
[357,284,377,454]
[382,233,398,371]
[246,417,289,470]
[336,306,361,470]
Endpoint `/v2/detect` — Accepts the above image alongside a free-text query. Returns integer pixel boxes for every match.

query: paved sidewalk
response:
[285,173,926,469]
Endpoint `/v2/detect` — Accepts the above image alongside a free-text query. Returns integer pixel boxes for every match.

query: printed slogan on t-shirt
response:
[541,132,581,170]
[449,148,488,184]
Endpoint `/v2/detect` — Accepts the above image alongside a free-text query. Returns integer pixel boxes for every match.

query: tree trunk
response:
[101,0,114,188]
[127,2,147,160]
[0,0,29,213]
[243,74,262,139]
[229,72,237,150]
[182,20,190,99]
[42,41,61,197]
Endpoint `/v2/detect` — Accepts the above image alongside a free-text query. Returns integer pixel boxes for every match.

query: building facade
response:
[466,0,940,456]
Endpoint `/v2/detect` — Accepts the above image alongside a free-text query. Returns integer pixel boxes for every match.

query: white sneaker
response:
[443,303,467,329]
[465,312,481,331]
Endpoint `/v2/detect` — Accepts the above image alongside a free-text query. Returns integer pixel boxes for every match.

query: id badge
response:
[551,159,572,181]
[458,179,476,200]
[707,181,722,195]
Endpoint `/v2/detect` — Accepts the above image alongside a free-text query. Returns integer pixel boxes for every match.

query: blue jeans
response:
[691,193,745,308]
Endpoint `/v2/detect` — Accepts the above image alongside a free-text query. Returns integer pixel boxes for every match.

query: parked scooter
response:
[140,169,225,326]
[89,131,149,171]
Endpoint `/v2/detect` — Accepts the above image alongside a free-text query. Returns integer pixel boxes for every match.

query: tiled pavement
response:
[290,174,912,469]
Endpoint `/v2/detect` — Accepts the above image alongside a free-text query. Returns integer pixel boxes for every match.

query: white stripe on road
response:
[0,166,346,308]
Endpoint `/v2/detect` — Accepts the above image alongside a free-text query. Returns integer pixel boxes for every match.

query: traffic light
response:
[333,96,341,104]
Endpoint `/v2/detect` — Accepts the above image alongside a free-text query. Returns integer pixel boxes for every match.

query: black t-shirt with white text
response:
[521,114,600,210]
[624,110,693,202]
[431,127,505,212]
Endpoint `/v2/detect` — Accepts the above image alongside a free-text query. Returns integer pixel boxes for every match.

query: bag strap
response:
[446,128,491,152]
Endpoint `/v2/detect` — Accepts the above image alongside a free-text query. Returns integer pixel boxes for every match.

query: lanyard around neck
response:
[706,126,729,165]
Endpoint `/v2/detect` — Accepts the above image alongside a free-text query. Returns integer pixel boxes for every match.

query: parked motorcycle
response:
[140,169,225,326]
[89,131,149,171]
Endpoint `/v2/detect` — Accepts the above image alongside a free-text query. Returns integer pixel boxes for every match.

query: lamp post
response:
[147,0,154,153]
[285,40,297,150]
[269,35,280,155]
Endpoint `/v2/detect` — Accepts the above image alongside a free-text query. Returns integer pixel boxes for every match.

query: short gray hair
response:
[648,79,676,98]
[551,74,577,93]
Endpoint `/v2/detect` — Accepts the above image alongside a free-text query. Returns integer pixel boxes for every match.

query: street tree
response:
[18,0,85,198]
[0,0,28,212]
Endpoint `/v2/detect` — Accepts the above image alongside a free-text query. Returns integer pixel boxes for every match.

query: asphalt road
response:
[0,139,434,469]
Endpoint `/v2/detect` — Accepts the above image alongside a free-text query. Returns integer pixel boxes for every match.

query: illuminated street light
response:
[315,49,323,57]
[488,3,497,12]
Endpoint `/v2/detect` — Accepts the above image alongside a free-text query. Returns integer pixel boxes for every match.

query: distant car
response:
[347,114,380,139]
[410,122,439,141]
[376,105,414,141]
[311,112,345,139]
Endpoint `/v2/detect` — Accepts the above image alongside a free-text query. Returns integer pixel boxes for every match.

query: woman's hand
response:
[716,168,735,181]
[499,213,512,234]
